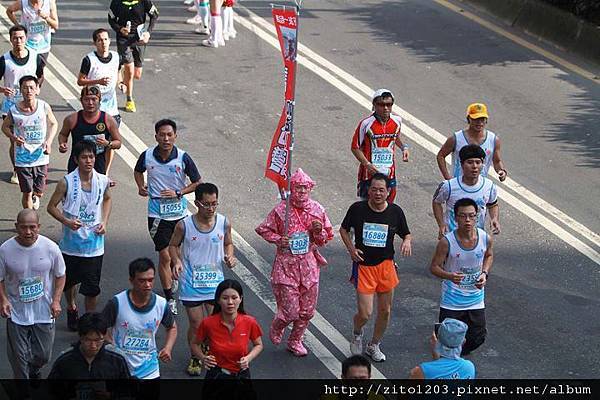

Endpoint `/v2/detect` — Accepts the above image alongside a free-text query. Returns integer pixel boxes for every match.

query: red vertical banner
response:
[265,7,299,192]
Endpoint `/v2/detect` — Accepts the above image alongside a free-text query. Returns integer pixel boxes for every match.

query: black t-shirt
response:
[341,201,410,266]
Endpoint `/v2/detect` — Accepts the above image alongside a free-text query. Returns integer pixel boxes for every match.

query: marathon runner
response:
[351,89,409,203]
[47,141,113,331]
[432,144,500,240]
[436,103,508,181]
[429,197,494,356]
[169,182,236,376]
[101,257,177,379]
[1,25,45,185]
[57,86,122,174]
[256,168,334,357]
[339,173,412,362]
[108,0,159,113]
[0,209,66,379]
[1,75,57,210]
[201,0,225,48]
[78,28,121,181]
[6,0,59,68]
[134,119,202,315]
[186,0,210,35]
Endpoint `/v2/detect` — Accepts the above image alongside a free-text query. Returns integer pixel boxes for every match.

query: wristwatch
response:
[175,190,182,198]
[106,140,112,149]
[481,271,489,279]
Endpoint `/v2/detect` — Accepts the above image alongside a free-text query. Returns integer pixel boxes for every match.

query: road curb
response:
[463,0,600,67]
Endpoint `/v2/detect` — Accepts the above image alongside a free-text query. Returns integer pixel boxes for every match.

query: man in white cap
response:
[436,102,507,181]
[350,88,409,203]
[408,318,475,379]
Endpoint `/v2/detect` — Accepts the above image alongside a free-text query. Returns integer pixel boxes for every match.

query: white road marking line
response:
[0,5,364,379]
[234,7,600,266]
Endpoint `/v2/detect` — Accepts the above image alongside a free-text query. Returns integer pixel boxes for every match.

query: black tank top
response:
[67,111,109,174]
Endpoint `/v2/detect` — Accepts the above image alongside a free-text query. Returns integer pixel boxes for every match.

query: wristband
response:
[175,190,182,198]
[481,271,489,279]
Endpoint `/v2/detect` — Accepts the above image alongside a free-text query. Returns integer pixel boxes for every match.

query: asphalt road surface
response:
[0,0,598,379]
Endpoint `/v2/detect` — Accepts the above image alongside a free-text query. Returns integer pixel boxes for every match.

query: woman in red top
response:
[193,279,263,382]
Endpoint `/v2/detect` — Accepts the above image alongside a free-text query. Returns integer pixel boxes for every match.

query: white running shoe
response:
[186,15,202,25]
[168,299,178,315]
[187,5,196,12]
[223,31,230,41]
[201,39,218,48]
[350,332,363,355]
[229,29,237,39]
[194,26,210,35]
[183,0,194,4]
[31,195,40,210]
[365,342,386,362]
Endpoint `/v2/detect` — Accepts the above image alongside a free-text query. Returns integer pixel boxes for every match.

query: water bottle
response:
[125,20,131,34]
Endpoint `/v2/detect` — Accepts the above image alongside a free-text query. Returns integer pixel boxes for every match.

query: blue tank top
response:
[420,357,475,379]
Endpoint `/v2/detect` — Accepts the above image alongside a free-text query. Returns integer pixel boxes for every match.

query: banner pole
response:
[283,1,301,237]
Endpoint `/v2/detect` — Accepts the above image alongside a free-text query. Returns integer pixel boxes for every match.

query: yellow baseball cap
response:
[466,103,489,119]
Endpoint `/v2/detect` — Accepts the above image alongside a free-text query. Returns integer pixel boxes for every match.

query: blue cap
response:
[435,318,468,359]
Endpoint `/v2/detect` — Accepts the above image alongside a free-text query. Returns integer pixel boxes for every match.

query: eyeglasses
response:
[375,102,394,108]
[197,201,219,209]
[457,213,477,220]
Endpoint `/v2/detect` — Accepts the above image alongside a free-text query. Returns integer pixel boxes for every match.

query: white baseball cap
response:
[372,88,394,102]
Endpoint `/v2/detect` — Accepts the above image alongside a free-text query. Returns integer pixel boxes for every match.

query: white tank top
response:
[86,51,119,116]
[451,130,496,178]
[1,50,38,114]
[442,177,497,231]
[179,214,226,301]
[11,99,48,167]
[21,0,52,54]
[145,146,189,220]
[440,228,487,310]
[113,290,166,379]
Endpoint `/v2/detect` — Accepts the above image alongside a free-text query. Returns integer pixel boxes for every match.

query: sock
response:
[199,2,209,28]
[227,7,235,33]
[222,8,230,33]
[164,288,173,300]
[126,95,132,102]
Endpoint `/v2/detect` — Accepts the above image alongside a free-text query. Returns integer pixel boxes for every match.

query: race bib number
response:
[289,231,309,255]
[192,264,223,289]
[362,223,388,248]
[123,329,152,354]
[78,205,96,227]
[29,21,48,34]
[24,130,44,144]
[82,134,106,154]
[371,147,393,175]
[159,197,184,218]
[18,276,44,303]
[459,267,481,289]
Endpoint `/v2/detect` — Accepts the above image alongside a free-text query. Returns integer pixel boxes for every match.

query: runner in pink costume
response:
[255,168,333,356]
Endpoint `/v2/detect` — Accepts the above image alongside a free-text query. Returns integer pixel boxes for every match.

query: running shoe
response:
[223,31,230,41]
[125,100,136,113]
[183,0,194,4]
[31,195,40,210]
[365,342,386,362]
[229,29,237,39]
[10,171,18,184]
[201,39,218,48]
[168,298,178,315]
[194,26,210,35]
[187,5,196,12]
[186,357,203,376]
[269,323,284,345]
[186,15,202,25]
[287,341,308,357]
[67,308,79,332]
[350,332,363,355]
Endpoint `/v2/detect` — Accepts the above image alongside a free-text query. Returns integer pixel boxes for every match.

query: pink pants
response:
[271,283,319,344]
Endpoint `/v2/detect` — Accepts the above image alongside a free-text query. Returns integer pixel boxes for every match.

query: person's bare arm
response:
[339,226,364,263]
[134,170,148,197]
[47,179,82,231]
[42,0,59,30]
[432,200,447,240]
[223,219,236,268]
[475,234,494,290]
[430,238,463,285]
[436,136,455,180]
[6,0,21,26]
[493,136,507,182]
[158,322,177,362]
[94,186,112,235]
[43,104,58,154]
[351,147,378,175]
[394,135,409,162]
[488,203,500,235]
[58,114,74,153]
[0,281,12,318]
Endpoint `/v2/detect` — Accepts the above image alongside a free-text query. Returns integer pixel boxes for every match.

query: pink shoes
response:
[287,340,308,357]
